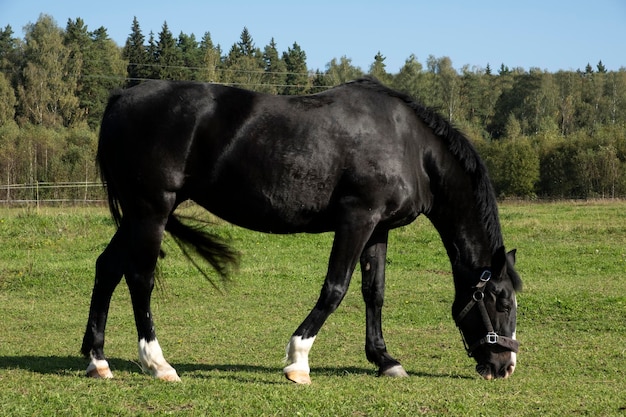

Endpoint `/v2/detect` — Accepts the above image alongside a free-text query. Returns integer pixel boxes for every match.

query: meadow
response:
[0,201,624,416]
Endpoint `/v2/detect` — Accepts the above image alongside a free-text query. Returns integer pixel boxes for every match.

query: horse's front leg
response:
[360,230,408,378]
[284,216,376,384]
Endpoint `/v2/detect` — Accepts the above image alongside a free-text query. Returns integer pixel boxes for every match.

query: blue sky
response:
[1,0,624,73]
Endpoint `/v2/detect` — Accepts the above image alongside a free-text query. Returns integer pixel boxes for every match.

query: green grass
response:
[0,202,625,416]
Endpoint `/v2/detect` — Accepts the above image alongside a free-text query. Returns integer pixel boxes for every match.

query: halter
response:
[454,270,519,357]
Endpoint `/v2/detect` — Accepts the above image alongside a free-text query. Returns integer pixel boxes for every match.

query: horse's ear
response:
[506,249,517,266]
[506,249,523,291]
[491,246,507,277]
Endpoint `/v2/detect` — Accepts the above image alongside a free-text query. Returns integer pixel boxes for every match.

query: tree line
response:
[1,14,626,201]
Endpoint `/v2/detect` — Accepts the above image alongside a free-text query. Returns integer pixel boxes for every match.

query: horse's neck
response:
[424,160,495,269]
[433,208,493,269]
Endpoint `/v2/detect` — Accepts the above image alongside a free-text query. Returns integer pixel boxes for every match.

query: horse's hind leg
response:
[83,195,179,381]
[124,209,180,381]
[82,227,128,378]
[360,230,408,378]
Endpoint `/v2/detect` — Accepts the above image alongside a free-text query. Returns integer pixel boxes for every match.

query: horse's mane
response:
[346,77,503,252]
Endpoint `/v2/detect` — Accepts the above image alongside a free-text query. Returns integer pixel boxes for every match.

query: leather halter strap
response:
[455,270,519,357]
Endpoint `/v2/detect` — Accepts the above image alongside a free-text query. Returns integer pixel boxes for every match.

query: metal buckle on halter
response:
[479,270,491,283]
[485,332,499,344]
[472,290,484,302]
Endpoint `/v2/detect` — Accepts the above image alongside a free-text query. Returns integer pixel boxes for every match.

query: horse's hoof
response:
[157,371,181,382]
[380,364,409,378]
[86,364,113,379]
[285,370,312,385]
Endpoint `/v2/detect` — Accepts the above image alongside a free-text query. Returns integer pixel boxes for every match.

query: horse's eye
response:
[497,298,511,313]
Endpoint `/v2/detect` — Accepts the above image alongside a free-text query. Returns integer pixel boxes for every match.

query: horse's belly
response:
[194,187,335,234]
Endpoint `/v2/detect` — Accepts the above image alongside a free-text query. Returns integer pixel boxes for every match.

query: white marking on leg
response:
[283,335,316,384]
[86,353,113,379]
[138,338,181,381]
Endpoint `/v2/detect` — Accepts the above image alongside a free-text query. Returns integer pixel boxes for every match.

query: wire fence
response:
[0,181,621,207]
[0,182,107,206]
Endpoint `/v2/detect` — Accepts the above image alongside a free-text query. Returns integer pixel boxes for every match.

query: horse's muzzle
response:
[476,351,516,380]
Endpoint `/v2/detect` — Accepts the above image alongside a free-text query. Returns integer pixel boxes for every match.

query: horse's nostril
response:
[506,363,516,377]
[499,362,516,379]
[476,363,494,380]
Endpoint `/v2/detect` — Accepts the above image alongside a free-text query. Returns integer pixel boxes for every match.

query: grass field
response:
[0,201,625,416]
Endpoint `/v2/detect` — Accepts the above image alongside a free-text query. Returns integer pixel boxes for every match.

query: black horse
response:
[82,77,522,383]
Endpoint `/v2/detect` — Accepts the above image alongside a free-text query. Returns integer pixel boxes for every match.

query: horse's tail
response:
[98,91,124,228]
[98,155,239,286]
[164,215,240,283]
[97,92,239,286]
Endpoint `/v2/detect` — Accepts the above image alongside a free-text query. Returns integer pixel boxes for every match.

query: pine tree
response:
[579,62,606,128]
[222,27,264,89]
[461,65,498,129]
[310,69,330,93]
[198,32,221,82]
[238,27,254,57]
[282,42,307,94]
[177,32,201,80]
[262,38,286,94]
[0,25,20,125]
[0,25,19,73]
[83,27,126,126]
[144,31,158,79]
[123,17,149,85]
[64,18,92,125]
[156,22,183,80]
[369,51,390,83]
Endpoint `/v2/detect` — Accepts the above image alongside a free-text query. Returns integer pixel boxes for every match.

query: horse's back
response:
[98,80,429,232]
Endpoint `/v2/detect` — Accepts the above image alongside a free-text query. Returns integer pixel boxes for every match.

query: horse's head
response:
[452,247,522,380]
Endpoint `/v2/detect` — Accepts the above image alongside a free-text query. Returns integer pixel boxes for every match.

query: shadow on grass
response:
[175,363,378,384]
[0,356,472,381]
[0,355,147,376]
[178,363,472,380]
[0,355,86,375]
